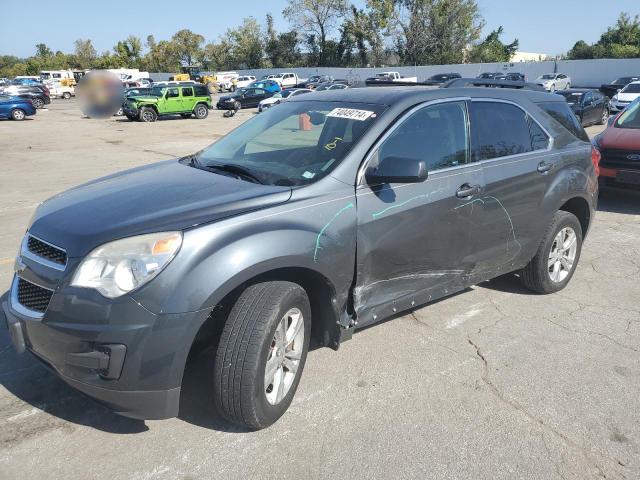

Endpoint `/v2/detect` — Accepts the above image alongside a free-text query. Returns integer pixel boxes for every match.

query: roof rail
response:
[442,78,545,91]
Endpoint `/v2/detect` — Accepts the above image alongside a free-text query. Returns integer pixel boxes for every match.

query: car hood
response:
[218,94,240,102]
[599,127,640,151]
[615,92,640,102]
[28,160,292,257]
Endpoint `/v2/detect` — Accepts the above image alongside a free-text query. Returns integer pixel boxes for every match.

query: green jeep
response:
[123,84,212,122]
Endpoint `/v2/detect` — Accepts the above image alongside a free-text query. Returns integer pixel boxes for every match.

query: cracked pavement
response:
[0,101,639,479]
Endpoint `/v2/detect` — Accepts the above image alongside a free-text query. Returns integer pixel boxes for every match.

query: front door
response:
[355,100,484,325]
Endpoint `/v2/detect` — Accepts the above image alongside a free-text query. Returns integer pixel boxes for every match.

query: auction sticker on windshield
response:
[327,108,375,121]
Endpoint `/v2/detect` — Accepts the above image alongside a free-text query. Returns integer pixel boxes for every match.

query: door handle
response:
[537,161,553,173]
[456,184,480,198]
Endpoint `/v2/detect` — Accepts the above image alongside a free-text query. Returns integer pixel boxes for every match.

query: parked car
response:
[557,89,609,127]
[303,75,334,89]
[0,84,50,109]
[0,95,36,120]
[477,72,503,79]
[122,84,212,122]
[443,78,544,91]
[600,76,640,99]
[536,73,571,92]
[271,73,304,88]
[216,87,274,110]
[115,87,154,115]
[499,72,526,82]
[47,82,75,99]
[365,71,418,85]
[13,76,41,85]
[423,73,462,85]
[2,87,597,430]
[314,82,349,91]
[258,88,312,112]
[236,76,257,89]
[248,79,281,94]
[593,97,640,188]
[609,81,640,113]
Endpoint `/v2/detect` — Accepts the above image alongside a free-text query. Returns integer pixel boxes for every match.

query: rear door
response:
[355,99,485,322]
[581,92,596,124]
[181,86,196,111]
[163,87,181,113]
[468,99,552,277]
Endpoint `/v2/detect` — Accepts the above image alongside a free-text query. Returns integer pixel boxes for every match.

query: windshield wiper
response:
[202,163,265,184]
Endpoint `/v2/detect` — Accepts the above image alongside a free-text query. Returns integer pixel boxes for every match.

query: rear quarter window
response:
[537,101,589,142]
[194,85,209,97]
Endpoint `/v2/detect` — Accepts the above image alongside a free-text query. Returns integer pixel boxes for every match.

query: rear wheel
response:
[520,211,583,294]
[213,281,311,429]
[32,97,44,109]
[139,106,157,122]
[11,109,26,121]
[598,107,609,125]
[194,104,208,119]
[62,92,71,99]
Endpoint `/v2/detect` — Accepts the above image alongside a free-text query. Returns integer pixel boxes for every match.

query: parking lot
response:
[1,99,639,480]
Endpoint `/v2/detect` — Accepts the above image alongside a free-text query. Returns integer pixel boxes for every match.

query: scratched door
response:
[467,100,552,276]
[354,100,485,321]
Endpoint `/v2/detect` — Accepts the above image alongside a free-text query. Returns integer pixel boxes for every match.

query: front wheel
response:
[520,211,583,294]
[213,281,311,429]
[139,106,157,122]
[598,107,609,125]
[194,104,208,119]
[62,92,71,99]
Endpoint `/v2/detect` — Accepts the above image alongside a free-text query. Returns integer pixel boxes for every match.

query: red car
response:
[594,97,640,188]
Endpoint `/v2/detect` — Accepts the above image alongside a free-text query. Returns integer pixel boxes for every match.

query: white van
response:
[40,70,74,82]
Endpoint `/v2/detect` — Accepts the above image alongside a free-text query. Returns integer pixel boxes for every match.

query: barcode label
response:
[327,108,375,121]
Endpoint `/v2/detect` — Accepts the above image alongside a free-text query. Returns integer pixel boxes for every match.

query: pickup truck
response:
[365,71,418,85]
[271,72,305,88]
[3,87,597,430]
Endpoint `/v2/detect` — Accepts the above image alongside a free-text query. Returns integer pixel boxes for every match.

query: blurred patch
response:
[76,71,124,119]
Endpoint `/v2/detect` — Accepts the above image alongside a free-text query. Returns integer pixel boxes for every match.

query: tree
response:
[567,12,640,60]
[35,43,53,58]
[226,17,265,69]
[467,26,518,63]
[171,29,205,66]
[113,35,143,67]
[368,0,484,65]
[567,40,593,60]
[283,0,349,66]
[200,41,232,71]
[143,40,181,72]
[265,14,302,67]
[74,39,97,69]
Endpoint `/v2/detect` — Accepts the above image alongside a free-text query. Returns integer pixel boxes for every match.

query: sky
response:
[0,0,638,58]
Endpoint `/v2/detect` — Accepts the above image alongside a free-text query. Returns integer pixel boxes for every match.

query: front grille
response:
[600,149,640,171]
[27,235,67,266]
[17,278,53,313]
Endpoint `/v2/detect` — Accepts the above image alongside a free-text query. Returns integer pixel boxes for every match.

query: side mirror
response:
[365,155,428,184]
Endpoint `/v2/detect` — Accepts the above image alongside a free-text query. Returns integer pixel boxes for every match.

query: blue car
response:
[248,79,281,93]
[0,95,37,120]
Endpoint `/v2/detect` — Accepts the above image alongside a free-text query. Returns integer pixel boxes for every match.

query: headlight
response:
[71,232,182,298]
[612,95,618,102]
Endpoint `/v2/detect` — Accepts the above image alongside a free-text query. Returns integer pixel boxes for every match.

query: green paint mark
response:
[371,189,443,219]
[314,203,354,263]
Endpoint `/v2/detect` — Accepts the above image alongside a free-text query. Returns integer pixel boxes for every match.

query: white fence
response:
[151,58,640,88]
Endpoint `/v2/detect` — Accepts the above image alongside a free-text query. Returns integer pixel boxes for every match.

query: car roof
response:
[288,86,560,106]
[558,88,594,93]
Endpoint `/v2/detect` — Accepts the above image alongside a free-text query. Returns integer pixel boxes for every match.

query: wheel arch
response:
[559,196,591,238]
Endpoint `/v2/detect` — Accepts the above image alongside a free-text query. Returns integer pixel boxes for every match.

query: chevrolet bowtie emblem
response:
[627,154,640,161]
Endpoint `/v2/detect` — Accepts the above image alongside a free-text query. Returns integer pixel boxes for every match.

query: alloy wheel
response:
[548,227,577,283]
[12,109,25,120]
[264,308,304,405]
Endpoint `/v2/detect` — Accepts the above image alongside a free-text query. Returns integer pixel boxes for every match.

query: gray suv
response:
[2,87,598,429]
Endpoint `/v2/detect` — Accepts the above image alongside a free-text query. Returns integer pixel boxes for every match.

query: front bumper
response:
[609,102,630,112]
[2,272,208,419]
[122,103,139,117]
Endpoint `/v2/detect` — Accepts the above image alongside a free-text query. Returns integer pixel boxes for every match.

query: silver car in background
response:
[536,73,571,92]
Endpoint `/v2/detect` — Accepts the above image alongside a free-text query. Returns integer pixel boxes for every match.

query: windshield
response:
[150,86,166,96]
[192,101,384,186]
[621,83,640,94]
[558,91,583,104]
[429,75,447,81]
[308,76,321,82]
[541,74,556,80]
[615,98,640,129]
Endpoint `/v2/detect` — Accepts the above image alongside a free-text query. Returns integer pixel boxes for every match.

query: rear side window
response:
[182,87,193,97]
[194,85,209,96]
[537,101,589,141]
[469,102,534,161]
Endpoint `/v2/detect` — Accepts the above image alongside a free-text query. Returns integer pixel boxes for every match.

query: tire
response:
[550,84,556,93]
[234,101,241,111]
[139,106,157,122]
[194,103,208,119]
[11,108,26,121]
[213,281,311,429]
[565,83,571,90]
[598,107,609,125]
[32,97,44,109]
[520,211,583,294]
[62,92,71,99]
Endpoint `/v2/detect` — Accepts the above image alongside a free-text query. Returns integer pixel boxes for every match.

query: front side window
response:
[376,101,468,171]
[167,88,179,98]
[469,102,534,161]
[193,101,384,185]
